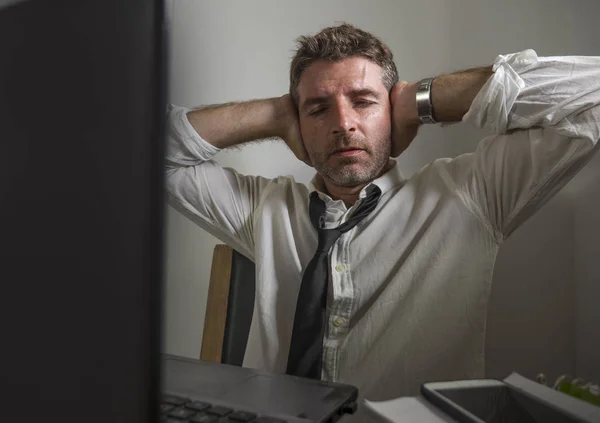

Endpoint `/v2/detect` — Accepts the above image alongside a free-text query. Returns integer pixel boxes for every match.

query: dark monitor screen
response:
[0,1,166,422]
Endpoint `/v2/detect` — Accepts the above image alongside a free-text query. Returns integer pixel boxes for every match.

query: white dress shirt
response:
[164,50,600,421]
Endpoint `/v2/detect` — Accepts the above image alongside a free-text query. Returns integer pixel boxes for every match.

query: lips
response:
[330,149,365,159]
[332,147,364,155]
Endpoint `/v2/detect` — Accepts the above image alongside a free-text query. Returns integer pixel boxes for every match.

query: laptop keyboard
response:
[161,394,287,423]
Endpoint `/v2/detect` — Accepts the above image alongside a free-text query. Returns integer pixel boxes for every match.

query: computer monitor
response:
[0,1,166,422]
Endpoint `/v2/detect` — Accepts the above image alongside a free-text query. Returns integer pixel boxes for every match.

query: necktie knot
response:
[309,184,381,233]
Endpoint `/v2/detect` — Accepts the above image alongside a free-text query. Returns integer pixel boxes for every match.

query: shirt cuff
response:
[462,49,538,133]
[166,104,222,163]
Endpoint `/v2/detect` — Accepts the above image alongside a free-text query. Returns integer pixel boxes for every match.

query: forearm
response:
[401,66,494,125]
[431,66,494,122]
[186,97,286,149]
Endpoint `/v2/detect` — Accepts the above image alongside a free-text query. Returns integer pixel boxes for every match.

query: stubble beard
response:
[312,134,391,187]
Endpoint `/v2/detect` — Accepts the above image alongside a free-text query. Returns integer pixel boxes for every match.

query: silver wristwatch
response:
[416,77,437,124]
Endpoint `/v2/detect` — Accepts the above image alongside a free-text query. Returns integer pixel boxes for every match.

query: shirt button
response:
[332,317,345,327]
[318,193,326,200]
[335,263,345,272]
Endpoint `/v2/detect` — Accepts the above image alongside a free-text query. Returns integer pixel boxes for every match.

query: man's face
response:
[297,56,392,187]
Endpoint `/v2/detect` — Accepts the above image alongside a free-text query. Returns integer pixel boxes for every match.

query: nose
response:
[331,102,356,135]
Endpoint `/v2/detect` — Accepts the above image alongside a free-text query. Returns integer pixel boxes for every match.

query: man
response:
[165,22,599,418]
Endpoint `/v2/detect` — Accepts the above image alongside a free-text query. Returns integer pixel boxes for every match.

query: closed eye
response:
[308,107,327,116]
[307,100,374,116]
[354,100,374,107]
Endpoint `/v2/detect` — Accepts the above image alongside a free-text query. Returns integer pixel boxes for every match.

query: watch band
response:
[416,77,437,124]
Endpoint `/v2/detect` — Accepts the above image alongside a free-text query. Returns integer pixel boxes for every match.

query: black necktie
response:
[286,184,382,379]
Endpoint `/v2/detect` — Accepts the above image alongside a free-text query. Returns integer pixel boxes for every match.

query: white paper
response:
[363,396,458,423]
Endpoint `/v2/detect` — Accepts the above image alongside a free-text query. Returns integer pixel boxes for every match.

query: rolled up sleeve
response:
[164,104,274,260]
[442,50,600,240]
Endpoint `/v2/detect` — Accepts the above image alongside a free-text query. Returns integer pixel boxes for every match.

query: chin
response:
[330,166,380,187]
[317,152,389,186]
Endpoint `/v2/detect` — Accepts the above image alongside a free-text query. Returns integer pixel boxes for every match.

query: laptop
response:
[161,356,357,422]
[0,1,358,422]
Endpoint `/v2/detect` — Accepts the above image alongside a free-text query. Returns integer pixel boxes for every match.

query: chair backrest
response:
[200,244,255,366]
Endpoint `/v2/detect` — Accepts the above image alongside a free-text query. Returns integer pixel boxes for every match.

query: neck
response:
[323,182,366,208]
[319,160,394,207]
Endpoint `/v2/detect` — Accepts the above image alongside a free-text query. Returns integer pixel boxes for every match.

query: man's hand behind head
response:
[278,94,313,167]
[390,81,421,157]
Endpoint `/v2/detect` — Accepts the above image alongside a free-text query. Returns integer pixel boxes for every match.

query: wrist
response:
[404,81,421,127]
[416,77,437,124]
[391,81,421,128]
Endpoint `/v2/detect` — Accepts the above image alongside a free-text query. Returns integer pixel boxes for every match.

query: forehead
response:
[297,56,386,100]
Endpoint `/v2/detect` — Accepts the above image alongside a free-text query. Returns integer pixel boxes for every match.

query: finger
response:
[390,80,409,103]
[289,144,312,167]
[297,137,312,166]
[299,150,313,167]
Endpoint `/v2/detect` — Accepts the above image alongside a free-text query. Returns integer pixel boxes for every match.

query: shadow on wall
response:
[485,189,574,383]
[571,151,600,382]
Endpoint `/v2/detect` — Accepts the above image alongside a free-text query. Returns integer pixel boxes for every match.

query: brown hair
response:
[289,23,399,105]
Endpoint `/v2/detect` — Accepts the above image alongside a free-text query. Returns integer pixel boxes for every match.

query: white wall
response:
[163,0,600,383]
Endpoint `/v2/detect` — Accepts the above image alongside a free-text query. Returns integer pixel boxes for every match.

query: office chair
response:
[200,244,255,366]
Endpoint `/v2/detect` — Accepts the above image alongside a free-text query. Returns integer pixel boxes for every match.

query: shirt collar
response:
[308,159,405,201]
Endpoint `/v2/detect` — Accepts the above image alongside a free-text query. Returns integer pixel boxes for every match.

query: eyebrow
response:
[301,88,381,111]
